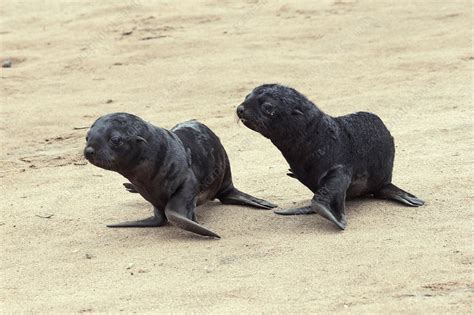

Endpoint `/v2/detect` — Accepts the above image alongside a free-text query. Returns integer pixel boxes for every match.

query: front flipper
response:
[107,207,167,228]
[165,179,220,239]
[312,201,347,230]
[123,182,138,193]
[165,209,220,239]
[218,187,277,209]
[310,165,352,230]
[274,206,315,215]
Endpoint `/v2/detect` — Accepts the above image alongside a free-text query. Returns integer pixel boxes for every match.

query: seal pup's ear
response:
[136,136,148,144]
[291,108,304,116]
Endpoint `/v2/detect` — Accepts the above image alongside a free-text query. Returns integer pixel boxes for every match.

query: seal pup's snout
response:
[236,104,245,118]
[236,104,250,125]
[84,146,95,159]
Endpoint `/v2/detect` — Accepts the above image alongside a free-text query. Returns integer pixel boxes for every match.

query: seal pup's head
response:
[236,84,321,139]
[84,113,150,172]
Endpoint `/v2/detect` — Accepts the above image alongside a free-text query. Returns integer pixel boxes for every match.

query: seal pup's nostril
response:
[84,146,95,158]
[236,104,245,117]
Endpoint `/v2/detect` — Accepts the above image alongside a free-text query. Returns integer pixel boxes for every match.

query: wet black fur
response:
[84,113,275,238]
[237,84,424,229]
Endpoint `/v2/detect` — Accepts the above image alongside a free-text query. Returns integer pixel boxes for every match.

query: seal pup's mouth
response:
[238,117,253,130]
[86,156,116,170]
[237,116,259,132]
[236,105,260,131]
[235,108,250,126]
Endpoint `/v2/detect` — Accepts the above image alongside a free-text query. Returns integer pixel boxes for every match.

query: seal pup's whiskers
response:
[234,110,244,125]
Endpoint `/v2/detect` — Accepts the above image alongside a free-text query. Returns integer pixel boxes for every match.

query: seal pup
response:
[84,113,276,238]
[236,84,424,230]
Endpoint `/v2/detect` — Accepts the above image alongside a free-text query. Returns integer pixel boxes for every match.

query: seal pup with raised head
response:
[84,113,276,238]
[236,84,424,230]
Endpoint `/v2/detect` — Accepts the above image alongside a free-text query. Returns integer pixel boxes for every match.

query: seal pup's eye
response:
[110,136,122,146]
[262,102,275,116]
[292,108,304,116]
[136,136,148,144]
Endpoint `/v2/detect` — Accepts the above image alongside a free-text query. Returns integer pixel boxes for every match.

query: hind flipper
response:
[274,206,315,215]
[107,207,167,227]
[123,182,138,193]
[374,183,424,207]
[107,216,164,228]
[218,188,277,209]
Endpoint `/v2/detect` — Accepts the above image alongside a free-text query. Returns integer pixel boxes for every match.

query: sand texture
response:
[1,0,473,313]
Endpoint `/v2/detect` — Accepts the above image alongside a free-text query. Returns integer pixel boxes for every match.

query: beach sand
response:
[1,0,472,313]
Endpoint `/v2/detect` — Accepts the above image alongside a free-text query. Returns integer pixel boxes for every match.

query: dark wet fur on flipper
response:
[218,187,277,209]
[165,209,220,239]
[274,206,315,215]
[106,216,165,228]
[374,183,424,207]
[236,84,425,230]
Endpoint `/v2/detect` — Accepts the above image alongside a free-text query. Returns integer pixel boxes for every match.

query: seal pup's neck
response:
[270,109,333,160]
[118,127,170,180]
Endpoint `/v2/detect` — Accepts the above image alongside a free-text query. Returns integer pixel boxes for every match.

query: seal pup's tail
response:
[374,183,425,207]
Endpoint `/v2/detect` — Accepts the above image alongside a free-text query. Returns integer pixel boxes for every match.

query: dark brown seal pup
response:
[84,113,276,238]
[236,84,424,230]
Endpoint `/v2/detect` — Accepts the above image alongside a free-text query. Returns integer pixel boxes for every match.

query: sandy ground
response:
[1,0,473,313]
